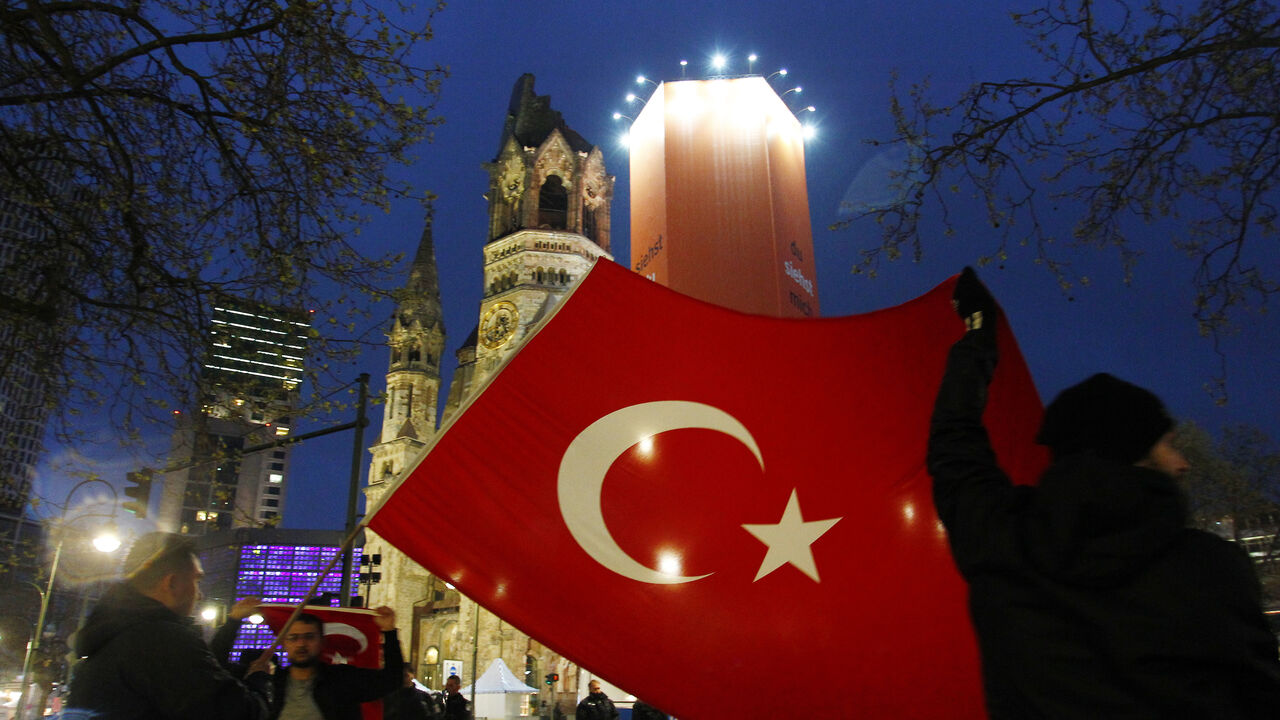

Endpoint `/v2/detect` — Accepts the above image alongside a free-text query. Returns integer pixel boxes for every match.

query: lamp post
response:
[17,479,120,719]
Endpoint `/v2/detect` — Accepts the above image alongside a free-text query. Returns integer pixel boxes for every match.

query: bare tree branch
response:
[837,0,1280,401]
[0,0,446,462]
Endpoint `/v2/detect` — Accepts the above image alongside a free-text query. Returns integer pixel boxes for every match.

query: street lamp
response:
[93,526,122,553]
[18,479,120,718]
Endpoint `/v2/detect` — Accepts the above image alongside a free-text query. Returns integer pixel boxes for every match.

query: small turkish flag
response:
[367,260,1048,719]
[257,604,385,720]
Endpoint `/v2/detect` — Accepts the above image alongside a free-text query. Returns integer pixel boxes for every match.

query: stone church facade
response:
[362,74,614,715]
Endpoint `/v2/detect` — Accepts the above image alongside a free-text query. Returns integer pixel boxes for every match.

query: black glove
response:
[952,266,997,331]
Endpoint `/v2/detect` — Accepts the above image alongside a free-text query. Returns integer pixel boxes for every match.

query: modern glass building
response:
[196,528,362,659]
[159,299,311,534]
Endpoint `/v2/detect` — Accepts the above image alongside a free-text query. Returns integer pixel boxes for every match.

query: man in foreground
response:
[67,532,273,718]
[927,268,1280,717]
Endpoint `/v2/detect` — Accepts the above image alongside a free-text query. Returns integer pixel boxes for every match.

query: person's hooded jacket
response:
[928,323,1280,718]
[575,691,619,720]
[67,582,272,719]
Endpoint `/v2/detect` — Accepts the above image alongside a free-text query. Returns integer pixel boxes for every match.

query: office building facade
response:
[159,300,310,534]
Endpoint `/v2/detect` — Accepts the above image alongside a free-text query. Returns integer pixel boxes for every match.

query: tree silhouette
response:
[0,0,446,449]
[838,0,1278,399]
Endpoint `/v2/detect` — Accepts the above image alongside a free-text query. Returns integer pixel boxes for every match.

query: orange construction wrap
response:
[629,78,820,317]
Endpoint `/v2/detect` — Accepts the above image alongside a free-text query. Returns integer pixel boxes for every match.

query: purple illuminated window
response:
[227,544,362,660]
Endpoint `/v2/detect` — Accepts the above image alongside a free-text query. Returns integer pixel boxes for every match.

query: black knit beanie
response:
[1036,373,1174,464]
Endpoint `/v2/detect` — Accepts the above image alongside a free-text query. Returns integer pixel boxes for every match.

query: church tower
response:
[362,209,446,647]
[368,76,613,709]
[445,74,614,415]
[368,209,446,495]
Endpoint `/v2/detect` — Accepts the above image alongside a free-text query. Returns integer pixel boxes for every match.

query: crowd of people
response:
[55,531,477,720]
[51,529,667,719]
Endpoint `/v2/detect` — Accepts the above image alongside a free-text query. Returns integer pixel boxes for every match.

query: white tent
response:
[459,658,540,719]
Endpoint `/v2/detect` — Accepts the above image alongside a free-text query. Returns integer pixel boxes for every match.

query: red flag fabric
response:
[368,259,1048,719]
[256,604,386,720]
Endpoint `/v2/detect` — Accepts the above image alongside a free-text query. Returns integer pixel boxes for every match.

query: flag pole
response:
[340,373,370,606]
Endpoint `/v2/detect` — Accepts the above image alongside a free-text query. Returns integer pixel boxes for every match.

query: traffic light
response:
[123,469,154,518]
[544,672,558,686]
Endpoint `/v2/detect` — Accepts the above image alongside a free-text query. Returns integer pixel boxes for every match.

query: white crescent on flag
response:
[556,400,763,584]
[324,622,369,654]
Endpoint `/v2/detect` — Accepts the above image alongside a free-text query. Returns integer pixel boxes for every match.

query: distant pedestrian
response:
[928,267,1280,718]
[384,662,442,720]
[574,680,618,720]
[66,532,274,719]
[443,674,471,720]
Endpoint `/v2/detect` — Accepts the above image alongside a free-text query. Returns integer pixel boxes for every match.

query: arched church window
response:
[538,175,568,229]
[584,206,597,242]
[423,645,440,689]
[381,461,394,479]
[408,343,421,363]
[391,347,401,365]
[559,269,569,284]
[535,268,544,284]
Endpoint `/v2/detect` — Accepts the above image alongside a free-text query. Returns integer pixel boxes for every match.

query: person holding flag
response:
[928,267,1280,717]
[268,606,403,720]
[215,600,405,720]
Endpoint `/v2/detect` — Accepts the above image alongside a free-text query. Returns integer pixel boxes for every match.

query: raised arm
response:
[927,268,1022,574]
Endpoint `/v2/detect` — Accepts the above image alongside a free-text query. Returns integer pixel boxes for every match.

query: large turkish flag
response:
[367,259,1048,718]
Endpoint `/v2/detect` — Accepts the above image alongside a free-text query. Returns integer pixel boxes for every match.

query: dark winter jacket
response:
[443,691,470,720]
[928,331,1280,718]
[269,630,403,720]
[383,685,440,720]
[67,583,272,720]
[575,692,619,720]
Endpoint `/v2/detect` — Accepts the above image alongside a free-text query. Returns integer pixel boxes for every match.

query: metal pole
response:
[18,536,62,719]
[470,602,479,710]
[339,373,370,606]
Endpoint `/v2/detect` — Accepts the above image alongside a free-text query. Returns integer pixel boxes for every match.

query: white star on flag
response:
[330,652,349,665]
[742,489,842,582]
